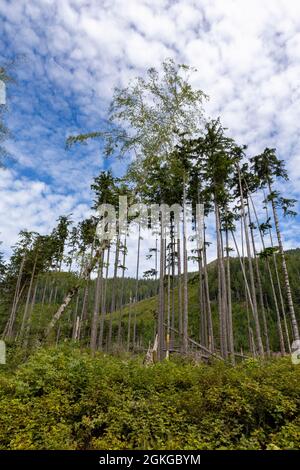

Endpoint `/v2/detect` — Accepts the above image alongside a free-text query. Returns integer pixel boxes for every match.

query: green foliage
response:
[0,346,300,450]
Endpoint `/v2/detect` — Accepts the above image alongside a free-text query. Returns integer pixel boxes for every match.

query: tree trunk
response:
[225,226,235,364]
[182,182,189,355]
[132,222,141,350]
[237,166,264,356]
[90,256,103,353]
[44,240,107,339]
[19,253,38,340]
[264,193,291,351]
[215,200,228,359]
[177,236,183,348]
[3,254,26,339]
[127,294,132,351]
[109,236,120,348]
[248,191,285,355]
[248,206,271,356]
[98,245,111,349]
[117,237,126,347]
[166,237,171,360]
[158,215,165,361]
[268,181,299,341]
[203,224,214,352]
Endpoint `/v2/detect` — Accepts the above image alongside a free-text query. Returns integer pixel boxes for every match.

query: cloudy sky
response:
[1,0,300,275]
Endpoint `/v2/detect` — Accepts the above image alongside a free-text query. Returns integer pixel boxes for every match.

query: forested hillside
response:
[2,249,300,357]
[1,59,300,452]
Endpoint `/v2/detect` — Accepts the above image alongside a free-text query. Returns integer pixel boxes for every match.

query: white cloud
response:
[0,168,91,256]
[1,0,300,270]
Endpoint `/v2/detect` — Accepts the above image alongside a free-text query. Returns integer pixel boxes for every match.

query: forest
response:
[1,60,300,450]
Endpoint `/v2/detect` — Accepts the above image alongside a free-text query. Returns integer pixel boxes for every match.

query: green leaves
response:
[1,346,300,449]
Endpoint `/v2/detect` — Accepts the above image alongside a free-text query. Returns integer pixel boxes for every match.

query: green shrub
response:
[0,345,300,449]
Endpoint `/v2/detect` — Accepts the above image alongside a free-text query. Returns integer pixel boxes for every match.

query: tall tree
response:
[251,148,299,342]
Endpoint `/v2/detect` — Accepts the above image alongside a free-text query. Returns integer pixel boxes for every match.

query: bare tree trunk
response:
[225,226,235,364]
[79,283,89,340]
[41,278,48,307]
[3,254,26,339]
[248,192,285,355]
[170,220,175,350]
[197,247,205,345]
[182,182,189,355]
[102,244,110,315]
[177,236,183,348]
[22,281,38,348]
[132,222,141,350]
[264,195,291,351]
[237,166,264,356]
[166,237,171,360]
[158,215,165,361]
[248,200,271,356]
[44,241,107,339]
[268,182,299,341]
[109,238,120,349]
[215,201,228,359]
[72,291,80,340]
[250,234,270,355]
[127,294,132,352]
[90,255,103,353]
[19,254,38,340]
[203,224,214,352]
[117,237,126,347]
[98,245,111,349]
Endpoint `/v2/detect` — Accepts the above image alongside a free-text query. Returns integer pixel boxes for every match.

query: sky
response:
[0,0,300,276]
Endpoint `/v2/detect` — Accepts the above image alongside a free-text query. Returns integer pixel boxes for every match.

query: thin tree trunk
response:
[97,245,111,350]
[3,254,26,339]
[170,220,175,350]
[117,238,126,347]
[109,236,120,348]
[44,240,107,339]
[72,291,80,340]
[177,236,183,347]
[23,281,38,348]
[237,166,264,356]
[132,222,141,350]
[225,226,235,364]
[182,182,189,355]
[166,237,171,360]
[248,192,285,355]
[127,294,132,352]
[158,215,165,361]
[248,199,271,356]
[264,194,291,351]
[215,200,228,358]
[268,181,299,341]
[19,253,38,340]
[41,278,48,307]
[90,256,103,353]
[203,224,214,352]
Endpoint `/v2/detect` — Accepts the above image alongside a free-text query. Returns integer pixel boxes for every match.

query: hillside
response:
[3,249,299,357]
[102,248,300,354]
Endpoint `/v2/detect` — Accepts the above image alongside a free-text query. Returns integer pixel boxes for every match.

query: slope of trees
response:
[0,59,299,363]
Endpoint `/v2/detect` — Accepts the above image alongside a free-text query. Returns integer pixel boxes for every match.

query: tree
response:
[251,148,299,342]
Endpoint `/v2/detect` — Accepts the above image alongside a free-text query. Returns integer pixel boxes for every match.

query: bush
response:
[0,345,300,449]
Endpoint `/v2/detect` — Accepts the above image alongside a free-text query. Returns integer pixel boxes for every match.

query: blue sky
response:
[1,0,300,275]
